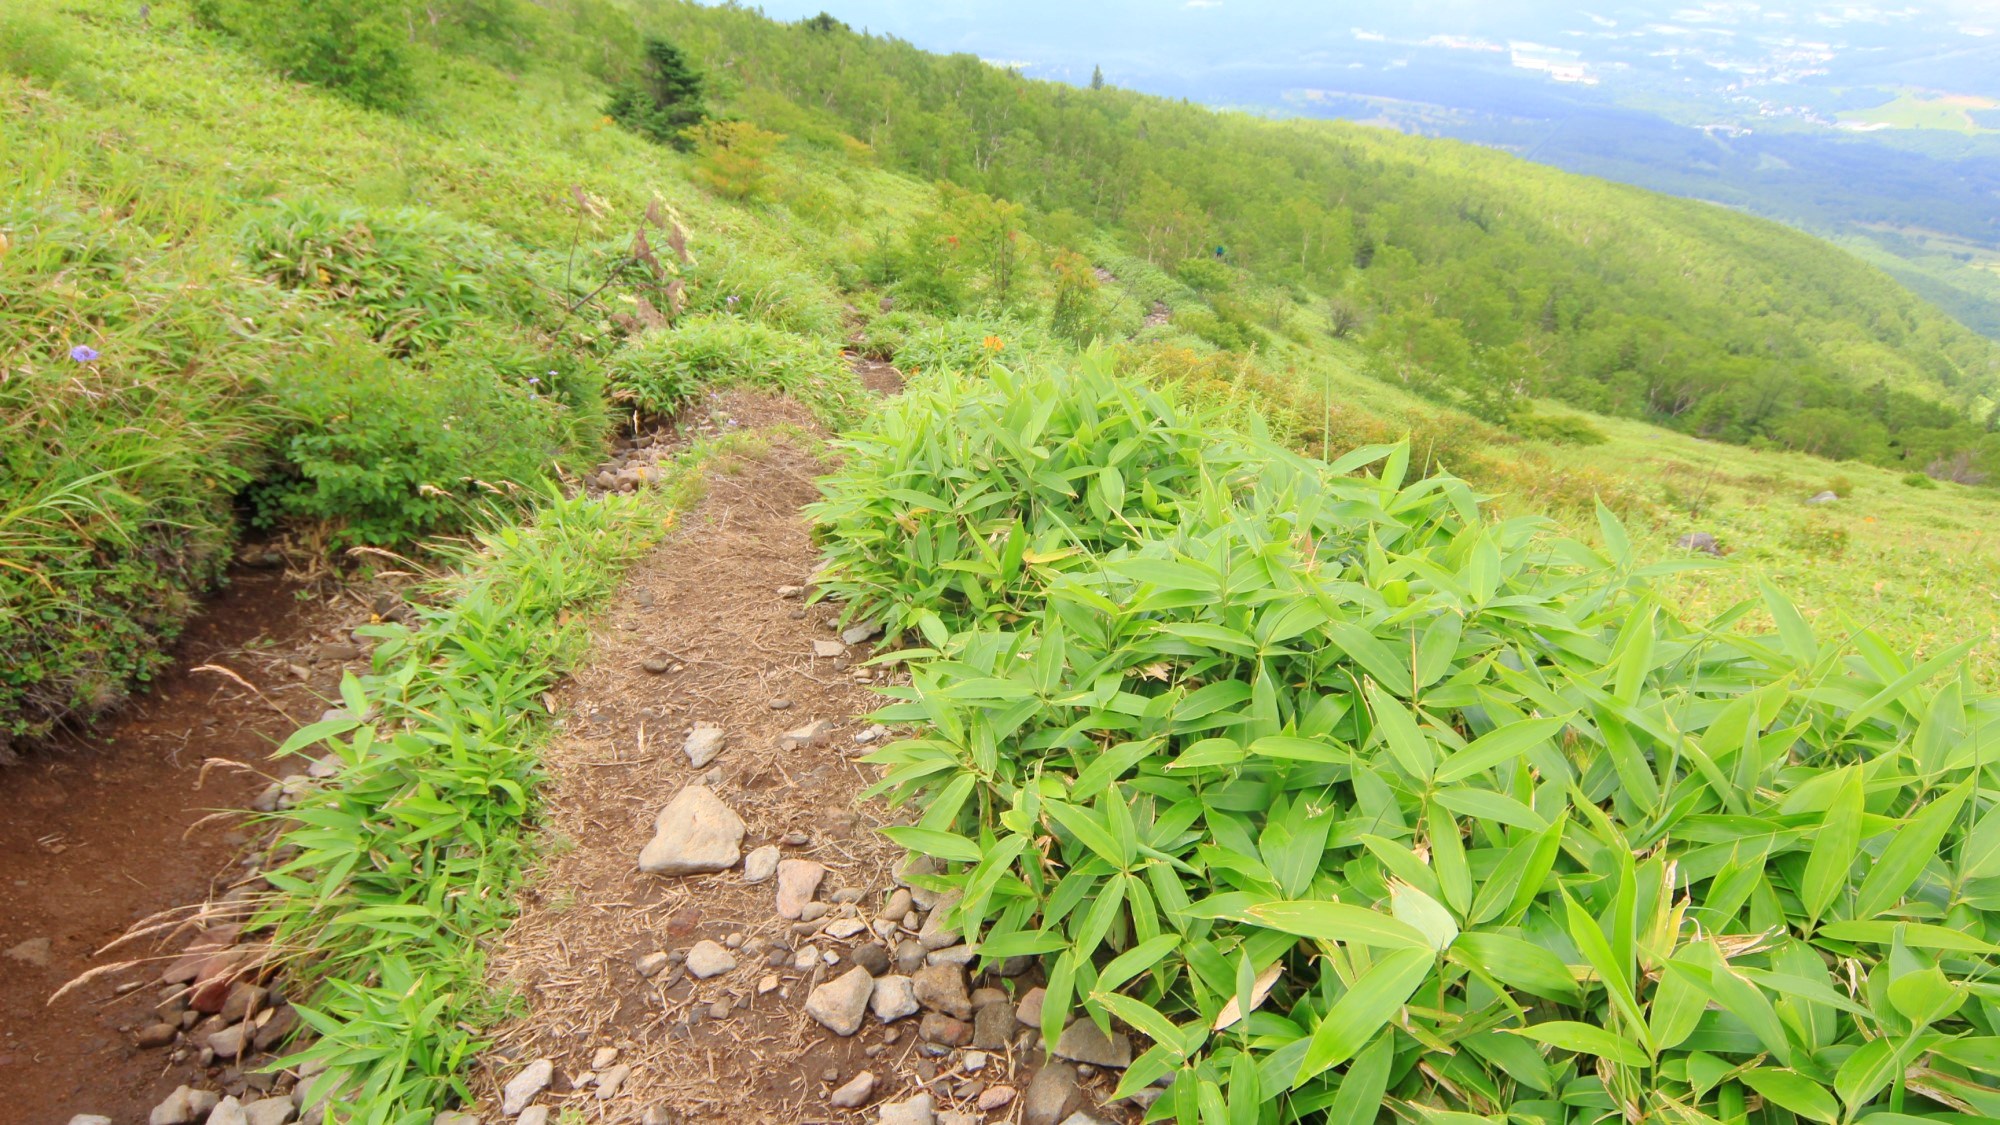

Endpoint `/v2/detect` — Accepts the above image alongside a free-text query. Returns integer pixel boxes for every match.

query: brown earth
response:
[476,393,1132,1122]
[0,565,378,1122]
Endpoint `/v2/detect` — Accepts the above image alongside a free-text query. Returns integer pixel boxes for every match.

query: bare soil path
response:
[0,566,365,1122]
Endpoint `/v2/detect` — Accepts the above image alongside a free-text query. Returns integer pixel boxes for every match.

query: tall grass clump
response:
[257,486,670,1117]
[818,351,2000,1122]
[606,313,853,418]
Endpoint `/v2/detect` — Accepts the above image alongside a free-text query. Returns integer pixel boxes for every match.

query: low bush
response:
[1905,471,1939,489]
[1510,410,1610,447]
[242,199,537,356]
[193,0,417,111]
[819,353,2000,1122]
[605,314,846,417]
[679,240,845,336]
[251,336,600,547]
[866,313,1063,376]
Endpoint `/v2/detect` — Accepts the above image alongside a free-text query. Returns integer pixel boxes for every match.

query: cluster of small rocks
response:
[590,430,682,494]
[633,792,1139,1125]
[495,1048,634,1122]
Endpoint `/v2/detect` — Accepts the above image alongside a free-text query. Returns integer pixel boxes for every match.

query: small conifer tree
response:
[606,38,709,149]
[1090,64,1104,90]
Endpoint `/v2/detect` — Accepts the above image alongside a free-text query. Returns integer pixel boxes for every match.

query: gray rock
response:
[207,1022,251,1059]
[977,1085,1017,1112]
[1675,531,1720,556]
[881,888,913,922]
[68,1118,114,1125]
[939,1114,979,1125]
[973,1001,1014,1049]
[894,939,927,974]
[920,1012,972,1047]
[775,859,825,920]
[877,1094,934,1125]
[636,951,670,978]
[851,942,891,976]
[637,786,744,876]
[150,1087,221,1125]
[1054,1020,1132,1068]
[1022,1066,1081,1125]
[869,974,919,1022]
[210,1098,249,1125]
[683,724,728,768]
[912,963,971,1020]
[596,1063,632,1100]
[917,891,961,950]
[501,1058,553,1116]
[1059,1115,1113,1125]
[842,622,884,646]
[743,844,781,884]
[926,944,978,967]
[220,982,268,1023]
[823,918,868,940]
[813,639,847,658]
[1805,490,1839,504]
[685,940,736,979]
[518,1109,550,1125]
[779,720,834,751]
[830,1070,877,1109]
[806,965,876,1036]
[433,1115,479,1125]
[243,1098,296,1125]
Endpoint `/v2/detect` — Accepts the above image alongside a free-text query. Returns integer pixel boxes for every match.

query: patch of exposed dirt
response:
[478,411,1134,1123]
[0,566,378,1122]
[847,354,905,397]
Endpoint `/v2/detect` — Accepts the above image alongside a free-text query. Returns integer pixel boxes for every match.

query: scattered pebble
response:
[912,963,972,1020]
[685,940,737,979]
[636,951,669,978]
[593,1046,620,1069]
[877,1093,935,1125]
[812,639,847,658]
[978,1085,1017,1112]
[637,785,744,876]
[768,698,794,711]
[596,1063,632,1100]
[775,859,826,920]
[501,1058,553,1116]
[1053,1020,1134,1068]
[743,844,781,884]
[805,966,875,1036]
[683,724,728,767]
[830,1070,877,1108]
[851,942,891,976]
[869,974,919,1023]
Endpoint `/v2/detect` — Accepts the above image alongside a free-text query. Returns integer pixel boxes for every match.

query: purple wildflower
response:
[70,345,100,362]
[726,294,740,308]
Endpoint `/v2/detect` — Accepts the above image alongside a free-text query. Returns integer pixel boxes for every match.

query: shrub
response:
[1783,516,1851,559]
[242,199,535,356]
[821,356,2000,1122]
[680,241,844,336]
[194,0,416,111]
[251,338,593,547]
[808,350,1287,638]
[1174,256,1233,293]
[1048,248,1106,346]
[605,314,844,417]
[874,314,1062,377]
[0,1,79,89]
[1826,473,1855,498]
[1509,410,1609,446]
[1904,471,1939,489]
[605,36,708,148]
[691,120,785,202]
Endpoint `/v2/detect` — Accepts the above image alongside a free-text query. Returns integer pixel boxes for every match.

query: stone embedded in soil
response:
[636,951,670,978]
[1022,1066,1082,1125]
[812,639,847,658]
[851,942,891,976]
[642,657,672,674]
[841,622,884,646]
[1053,1020,1133,1068]
[208,1022,251,1059]
[917,891,962,950]
[1058,1115,1112,1125]
[743,844,781,884]
[502,1058,554,1116]
[637,785,744,876]
[150,1087,221,1125]
[242,1097,294,1125]
[68,1117,114,1125]
[596,1063,632,1100]
[877,1093,935,1125]
[683,723,727,767]
[685,940,737,979]
[768,698,794,711]
[939,1113,979,1125]
[894,939,927,974]
[1017,986,1046,1027]
[779,719,834,750]
[800,901,830,923]
[805,965,876,1036]
[4,936,52,967]
[517,1109,550,1125]
[220,982,268,1023]
[823,918,868,940]
[208,1098,248,1125]
[972,1002,1015,1050]
[253,1006,299,1052]
[774,859,825,919]
[927,944,978,967]
[593,1046,620,1069]
[920,1012,972,1047]
[831,1070,877,1108]
[137,1021,179,1048]
[868,974,919,1023]
[912,963,972,1020]
[978,1085,1017,1112]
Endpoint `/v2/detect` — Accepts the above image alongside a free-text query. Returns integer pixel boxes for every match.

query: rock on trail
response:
[637,785,744,875]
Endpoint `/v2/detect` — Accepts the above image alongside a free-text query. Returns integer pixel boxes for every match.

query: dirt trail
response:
[479,387,1131,1124]
[0,567,363,1122]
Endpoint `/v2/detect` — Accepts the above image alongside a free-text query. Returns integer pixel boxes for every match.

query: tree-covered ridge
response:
[646,2,2000,470]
